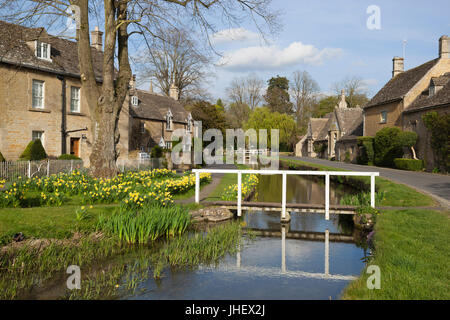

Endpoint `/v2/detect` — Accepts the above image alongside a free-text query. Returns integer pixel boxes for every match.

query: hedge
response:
[357,136,374,165]
[19,139,47,161]
[150,145,163,158]
[58,154,81,160]
[394,158,424,172]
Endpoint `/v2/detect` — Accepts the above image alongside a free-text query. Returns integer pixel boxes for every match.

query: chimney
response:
[90,26,103,51]
[129,74,136,90]
[169,82,179,101]
[392,56,404,78]
[439,35,450,59]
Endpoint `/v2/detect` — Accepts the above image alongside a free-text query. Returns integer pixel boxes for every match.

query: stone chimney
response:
[91,26,103,51]
[129,74,136,91]
[169,82,179,101]
[439,35,450,59]
[337,90,348,109]
[392,56,404,78]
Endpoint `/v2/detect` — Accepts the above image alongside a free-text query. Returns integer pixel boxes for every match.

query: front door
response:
[70,138,80,158]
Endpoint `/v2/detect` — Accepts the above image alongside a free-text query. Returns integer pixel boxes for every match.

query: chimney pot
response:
[392,56,404,78]
[439,35,450,59]
[90,27,103,51]
[169,82,179,101]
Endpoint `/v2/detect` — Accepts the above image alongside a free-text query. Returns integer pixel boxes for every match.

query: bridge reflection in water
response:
[225,225,358,281]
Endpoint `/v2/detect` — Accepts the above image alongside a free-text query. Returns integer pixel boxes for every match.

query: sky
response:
[198,0,450,102]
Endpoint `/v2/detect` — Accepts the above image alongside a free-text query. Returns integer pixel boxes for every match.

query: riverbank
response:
[280,158,449,300]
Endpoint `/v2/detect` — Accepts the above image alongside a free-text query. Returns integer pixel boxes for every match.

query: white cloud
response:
[210,28,261,45]
[217,42,342,71]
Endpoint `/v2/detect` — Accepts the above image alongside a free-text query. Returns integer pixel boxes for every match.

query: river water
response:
[124,174,368,300]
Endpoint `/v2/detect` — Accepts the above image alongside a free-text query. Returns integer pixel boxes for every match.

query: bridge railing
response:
[192,169,380,220]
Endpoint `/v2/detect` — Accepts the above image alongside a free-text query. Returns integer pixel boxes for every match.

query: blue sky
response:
[203,0,450,102]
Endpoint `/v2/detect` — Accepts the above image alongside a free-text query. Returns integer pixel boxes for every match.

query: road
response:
[282,156,450,208]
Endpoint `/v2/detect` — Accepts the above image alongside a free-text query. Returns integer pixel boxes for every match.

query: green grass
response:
[204,164,249,201]
[342,209,450,300]
[280,158,436,207]
[0,205,116,245]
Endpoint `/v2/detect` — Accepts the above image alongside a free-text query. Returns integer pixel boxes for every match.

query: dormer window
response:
[429,85,436,96]
[131,96,139,106]
[166,109,173,131]
[36,41,51,61]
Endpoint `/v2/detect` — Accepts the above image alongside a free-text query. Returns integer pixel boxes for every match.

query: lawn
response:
[342,209,450,299]
[203,164,249,201]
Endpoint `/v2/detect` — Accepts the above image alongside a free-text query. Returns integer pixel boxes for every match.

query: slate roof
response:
[129,89,190,123]
[308,118,329,140]
[0,20,104,80]
[315,108,363,141]
[365,58,439,108]
[405,73,450,113]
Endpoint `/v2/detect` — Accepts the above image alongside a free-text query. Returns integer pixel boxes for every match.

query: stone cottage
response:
[296,91,363,161]
[363,35,450,170]
[0,20,194,166]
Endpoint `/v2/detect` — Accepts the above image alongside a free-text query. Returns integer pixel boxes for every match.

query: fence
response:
[193,169,380,220]
[117,158,165,172]
[0,160,84,182]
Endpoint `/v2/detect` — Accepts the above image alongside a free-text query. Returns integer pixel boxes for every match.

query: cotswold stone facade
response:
[0,21,193,166]
[364,35,450,170]
[296,91,363,162]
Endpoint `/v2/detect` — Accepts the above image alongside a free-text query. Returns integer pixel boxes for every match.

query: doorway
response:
[70,138,80,158]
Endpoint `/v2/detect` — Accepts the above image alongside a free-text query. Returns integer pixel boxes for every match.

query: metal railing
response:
[0,160,84,182]
[192,169,380,220]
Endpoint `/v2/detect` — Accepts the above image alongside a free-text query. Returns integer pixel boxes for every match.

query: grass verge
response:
[342,209,450,299]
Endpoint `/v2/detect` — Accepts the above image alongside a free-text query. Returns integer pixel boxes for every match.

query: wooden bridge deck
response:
[203,201,357,215]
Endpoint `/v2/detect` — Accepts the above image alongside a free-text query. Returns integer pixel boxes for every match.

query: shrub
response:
[19,140,47,161]
[150,145,163,158]
[374,127,404,167]
[357,137,374,165]
[394,158,424,171]
[422,111,450,172]
[58,154,81,160]
[0,151,5,162]
[344,151,351,163]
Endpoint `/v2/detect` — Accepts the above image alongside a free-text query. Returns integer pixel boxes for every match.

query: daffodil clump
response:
[0,182,25,208]
[0,169,211,208]
[0,179,5,189]
[221,174,259,201]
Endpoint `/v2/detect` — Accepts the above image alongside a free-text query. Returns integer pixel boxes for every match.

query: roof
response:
[130,89,190,123]
[365,58,439,108]
[0,20,104,80]
[338,113,364,141]
[406,74,450,113]
[308,118,329,139]
[334,108,363,133]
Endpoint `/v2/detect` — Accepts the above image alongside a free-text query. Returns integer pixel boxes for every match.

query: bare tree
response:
[0,0,279,177]
[332,76,369,108]
[226,73,264,109]
[136,27,212,100]
[290,70,320,129]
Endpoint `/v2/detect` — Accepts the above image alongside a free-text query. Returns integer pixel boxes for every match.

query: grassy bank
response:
[204,164,249,201]
[282,158,449,300]
[342,209,450,299]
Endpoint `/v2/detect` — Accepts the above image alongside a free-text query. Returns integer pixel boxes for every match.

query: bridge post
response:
[325,173,330,220]
[281,223,286,273]
[325,229,329,276]
[195,171,200,204]
[371,174,375,208]
[237,171,242,216]
[282,172,287,219]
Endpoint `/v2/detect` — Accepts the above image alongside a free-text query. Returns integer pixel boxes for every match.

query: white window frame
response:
[35,41,52,61]
[131,96,139,106]
[186,113,193,133]
[140,122,145,134]
[32,130,44,143]
[380,111,387,124]
[32,80,45,109]
[70,86,81,113]
[165,141,172,150]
